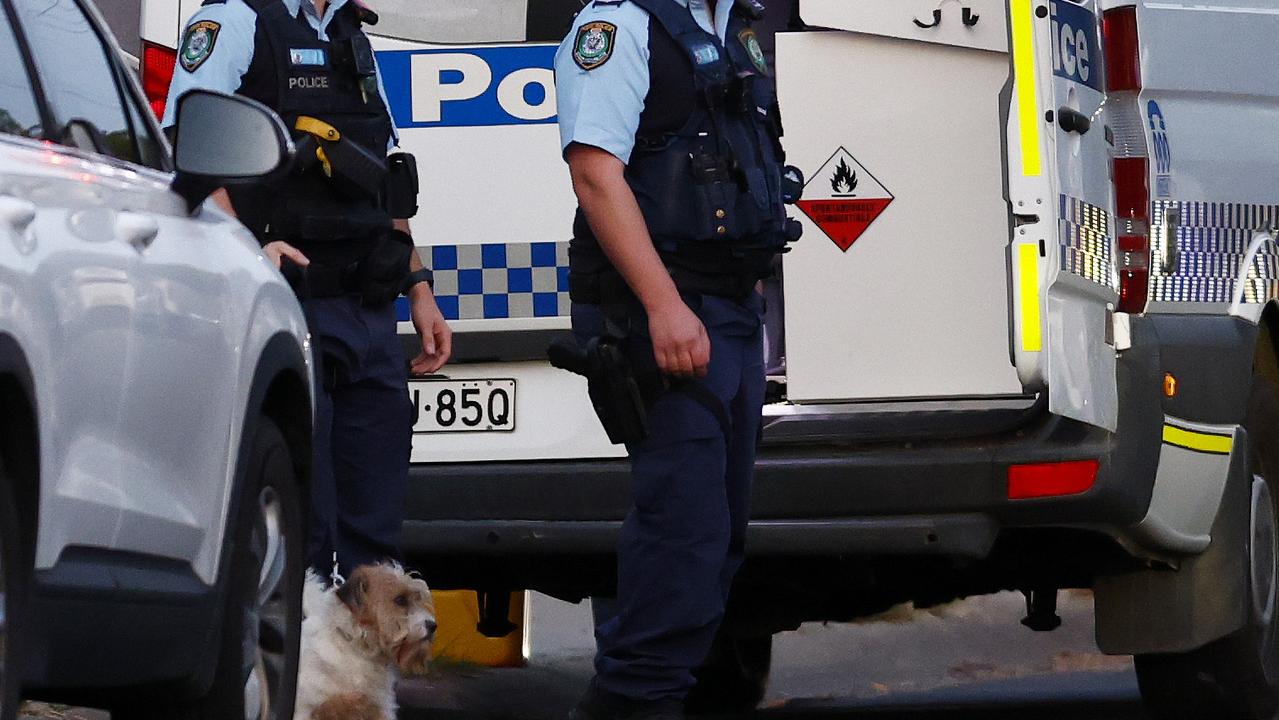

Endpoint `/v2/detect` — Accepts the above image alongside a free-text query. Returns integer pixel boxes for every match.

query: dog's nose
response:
[424,619,437,641]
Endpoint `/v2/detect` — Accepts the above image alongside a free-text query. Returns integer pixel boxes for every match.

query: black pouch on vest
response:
[357,228,414,307]
[385,153,419,219]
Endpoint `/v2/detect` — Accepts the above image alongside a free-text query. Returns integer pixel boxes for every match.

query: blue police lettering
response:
[1050,1,1101,91]
[375,46,559,128]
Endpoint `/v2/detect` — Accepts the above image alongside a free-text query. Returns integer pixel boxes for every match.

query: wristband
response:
[403,267,434,295]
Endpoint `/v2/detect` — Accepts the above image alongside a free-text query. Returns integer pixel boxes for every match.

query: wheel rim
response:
[1250,475,1277,632]
[246,486,287,720]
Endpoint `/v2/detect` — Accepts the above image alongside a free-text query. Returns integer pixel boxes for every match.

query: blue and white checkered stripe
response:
[1059,195,1117,291]
[396,241,570,322]
[1151,201,1279,304]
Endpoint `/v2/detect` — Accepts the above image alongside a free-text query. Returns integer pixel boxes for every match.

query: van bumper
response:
[402,399,1161,561]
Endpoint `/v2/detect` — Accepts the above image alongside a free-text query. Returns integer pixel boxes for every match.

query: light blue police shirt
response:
[554,0,731,166]
[162,0,398,150]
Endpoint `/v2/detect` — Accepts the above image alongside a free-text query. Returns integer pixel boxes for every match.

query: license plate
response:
[409,379,516,433]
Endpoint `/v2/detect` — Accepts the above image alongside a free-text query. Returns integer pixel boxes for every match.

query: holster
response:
[548,335,649,445]
[293,117,388,200]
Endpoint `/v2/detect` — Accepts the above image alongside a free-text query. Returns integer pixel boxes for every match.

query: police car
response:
[2,0,313,717]
[141,0,1279,716]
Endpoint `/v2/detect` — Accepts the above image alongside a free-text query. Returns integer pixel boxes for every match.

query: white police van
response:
[141,1,1279,716]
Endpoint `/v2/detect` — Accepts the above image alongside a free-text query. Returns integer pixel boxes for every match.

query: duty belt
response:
[283,260,362,299]
[569,267,759,306]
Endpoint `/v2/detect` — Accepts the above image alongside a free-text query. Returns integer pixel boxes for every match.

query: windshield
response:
[370,0,587,44]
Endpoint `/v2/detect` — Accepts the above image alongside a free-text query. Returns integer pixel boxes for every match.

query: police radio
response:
[335,35,379,104]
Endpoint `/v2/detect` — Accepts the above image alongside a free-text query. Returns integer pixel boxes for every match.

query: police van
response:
[141,0,1279,716]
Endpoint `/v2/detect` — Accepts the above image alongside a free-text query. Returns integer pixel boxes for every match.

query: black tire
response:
[1136,369,1279,720]
[115,418,304,720]
[0,458,24,720]
[685,631,772,716]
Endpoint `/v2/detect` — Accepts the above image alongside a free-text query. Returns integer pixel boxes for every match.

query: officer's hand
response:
[649,300,711,379]
[409,289,453,375]
[263,241,310,270]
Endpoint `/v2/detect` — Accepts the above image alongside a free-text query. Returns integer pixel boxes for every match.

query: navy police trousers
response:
[573,293,766,702]
[304,295,413,577]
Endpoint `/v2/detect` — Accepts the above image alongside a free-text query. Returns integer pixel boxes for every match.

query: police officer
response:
[162,0,452,578]
[554,0,800,717]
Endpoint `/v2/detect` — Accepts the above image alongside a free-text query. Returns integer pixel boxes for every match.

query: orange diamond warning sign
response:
[797,147,895,252]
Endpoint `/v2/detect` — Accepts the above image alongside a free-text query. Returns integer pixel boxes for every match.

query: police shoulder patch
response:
[738,28,770,76]
[180,20,221,73]
[574,21,617,71]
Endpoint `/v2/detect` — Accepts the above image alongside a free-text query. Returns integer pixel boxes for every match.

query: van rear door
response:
[778,0,1119,430]
[1035,0,1120,430]
[778,0,1023,403]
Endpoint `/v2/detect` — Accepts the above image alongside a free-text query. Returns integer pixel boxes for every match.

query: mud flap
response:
[1094,432,1250,655]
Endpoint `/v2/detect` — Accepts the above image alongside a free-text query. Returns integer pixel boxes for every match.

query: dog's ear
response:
[336,570,369,614]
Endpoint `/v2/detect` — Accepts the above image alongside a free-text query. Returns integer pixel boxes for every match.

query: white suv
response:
[0,1,312,718]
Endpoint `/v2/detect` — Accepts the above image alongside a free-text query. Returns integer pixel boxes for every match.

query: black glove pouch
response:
[357,228,414,307]
[385,153,420,219]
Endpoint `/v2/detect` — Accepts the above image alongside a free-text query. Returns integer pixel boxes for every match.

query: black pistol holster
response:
[548,335,649,445]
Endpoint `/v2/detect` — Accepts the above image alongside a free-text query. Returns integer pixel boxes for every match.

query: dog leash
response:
[332,552,346,587]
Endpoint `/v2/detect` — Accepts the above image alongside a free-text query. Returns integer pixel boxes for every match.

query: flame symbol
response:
[830,158,858,195]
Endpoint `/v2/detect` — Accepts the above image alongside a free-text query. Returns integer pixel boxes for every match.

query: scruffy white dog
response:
[293,563,436,720]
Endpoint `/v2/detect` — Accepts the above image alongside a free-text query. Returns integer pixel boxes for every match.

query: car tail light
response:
[1102,7,1141,93]
[142,41,178,120]
[1008,460,1100,500]
[1103,6,1150,314]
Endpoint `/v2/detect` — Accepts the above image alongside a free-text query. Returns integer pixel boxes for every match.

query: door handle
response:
[1058,107,1092,135]
[0,196,36,232]
[116,212,160,251]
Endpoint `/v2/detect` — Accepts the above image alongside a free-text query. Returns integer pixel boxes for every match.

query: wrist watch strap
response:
[403,267,434,295]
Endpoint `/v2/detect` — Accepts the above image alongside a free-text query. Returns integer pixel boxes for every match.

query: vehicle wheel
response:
[685,631,772,716]
[117,418,304,720]
[1136,371,1279,720]
[0,459,25,720]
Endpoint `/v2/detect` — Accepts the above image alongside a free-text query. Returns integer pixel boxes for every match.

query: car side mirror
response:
[170,90,294,214]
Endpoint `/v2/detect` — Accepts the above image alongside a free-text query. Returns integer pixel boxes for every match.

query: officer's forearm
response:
[397,218,437,303]
[567,145,682,313]
[211,188,236,216]
[395,219,423,272]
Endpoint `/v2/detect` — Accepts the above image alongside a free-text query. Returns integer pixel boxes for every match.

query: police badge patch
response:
[179,20,220,73]
[574,21,617,71]
[738,28,770,76]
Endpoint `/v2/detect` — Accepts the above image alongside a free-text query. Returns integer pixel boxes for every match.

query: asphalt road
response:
[395,591,1149,720]
[399,671,1145,720]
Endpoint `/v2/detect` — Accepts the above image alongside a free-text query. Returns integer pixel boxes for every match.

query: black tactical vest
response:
[571,0,791,280]
[221,0,394,253]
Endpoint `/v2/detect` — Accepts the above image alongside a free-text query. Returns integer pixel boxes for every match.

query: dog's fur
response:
[294,563,436,720]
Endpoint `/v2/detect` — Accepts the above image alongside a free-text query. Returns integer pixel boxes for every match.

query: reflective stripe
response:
[1019,243,1042,352]
[414,241,570,321]
[1162,424,1233,455]
[1010,0,1042,177]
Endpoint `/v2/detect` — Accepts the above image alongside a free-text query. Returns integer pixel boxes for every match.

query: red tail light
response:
[1103,6,1150,314]
[142,41,178,120]
[1102,7,1141,93]
[1113,157,1149,222]
[1008,460,1100,500]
